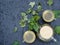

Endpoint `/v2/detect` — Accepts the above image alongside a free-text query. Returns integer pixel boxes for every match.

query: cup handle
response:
[22,40,25,43]
[51,37,57,42]
[54,18,56,20]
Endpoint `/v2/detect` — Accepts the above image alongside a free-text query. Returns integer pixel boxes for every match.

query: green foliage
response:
[33,15,40,21]
[13,27,18,32]
[20,12,28,27]
[29,2,35,8]
[12,40,20,45]
[21,12,26,16]
[33,23,40,32]
[53,10,60,18]
[28,22,40,32]
[28,15,40,32]
[37,5,42,12]
[20,2,41,32]
[54,26,60,34]
[36,2,42,12]
[47,0,53,6]
[32,10,36,15]
[26,8,32,14]
[19,20,26,27]
[21,12,28,21]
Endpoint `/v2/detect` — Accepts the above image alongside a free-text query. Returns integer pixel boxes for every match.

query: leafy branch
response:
[19,2,42,32]
[54,26,60,34]
[53,10,60,18]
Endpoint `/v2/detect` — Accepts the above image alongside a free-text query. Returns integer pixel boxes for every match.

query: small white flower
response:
[29,2,35,8]
[32,10,36,15]
[37,5,41,9]
[24,16,28,21]
[21,12,26,16]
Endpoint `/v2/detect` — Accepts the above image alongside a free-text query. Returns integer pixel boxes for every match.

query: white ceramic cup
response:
[42,10,55,22]
[38,24,57,42]
[23,31,36,43]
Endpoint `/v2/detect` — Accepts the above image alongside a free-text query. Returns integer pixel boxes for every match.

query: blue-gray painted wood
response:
[0,0,60,45]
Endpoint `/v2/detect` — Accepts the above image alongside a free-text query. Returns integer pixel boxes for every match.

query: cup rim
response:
[37,24,54,41]
[42,10,55,22]
[23,30,36,43]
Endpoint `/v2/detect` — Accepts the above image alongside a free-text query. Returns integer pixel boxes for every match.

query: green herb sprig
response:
[13,27,18,32]
[47,0,53,6]
[37,2,42,12]
[53,10,60,18]
[20,2,41,32]
[54,26,60,34]
[12,40,20,45]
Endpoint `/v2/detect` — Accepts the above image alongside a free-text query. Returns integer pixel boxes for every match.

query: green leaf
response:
[19,20,26,27]
[37,5,42,12]
[29,2,35,8]
[24,16,28,21]
[36,2,42,12]
[33,15,40,21]
[32,10,36,15]
[28,22,40,32]
[29,15,40,22]
[47,0,53,6]
[13,27,18,32]
[54,26,60,34]
[28,15,40,32]
[33,23,39,32]
[21,12,28,21]
[53,10,60,18]
[30,22,34,25]
[12,40,20,45]
[28,18,34,23]
[26,8,32,14]
[28,24,33,30]
[21,12,26,16]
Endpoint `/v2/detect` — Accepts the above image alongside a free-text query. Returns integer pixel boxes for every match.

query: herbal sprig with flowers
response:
[19,2,42,32]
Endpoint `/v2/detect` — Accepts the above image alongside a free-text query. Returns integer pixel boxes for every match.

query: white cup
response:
[38,24,57,42]
[23,31,36,43]
[42,10,55,22]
